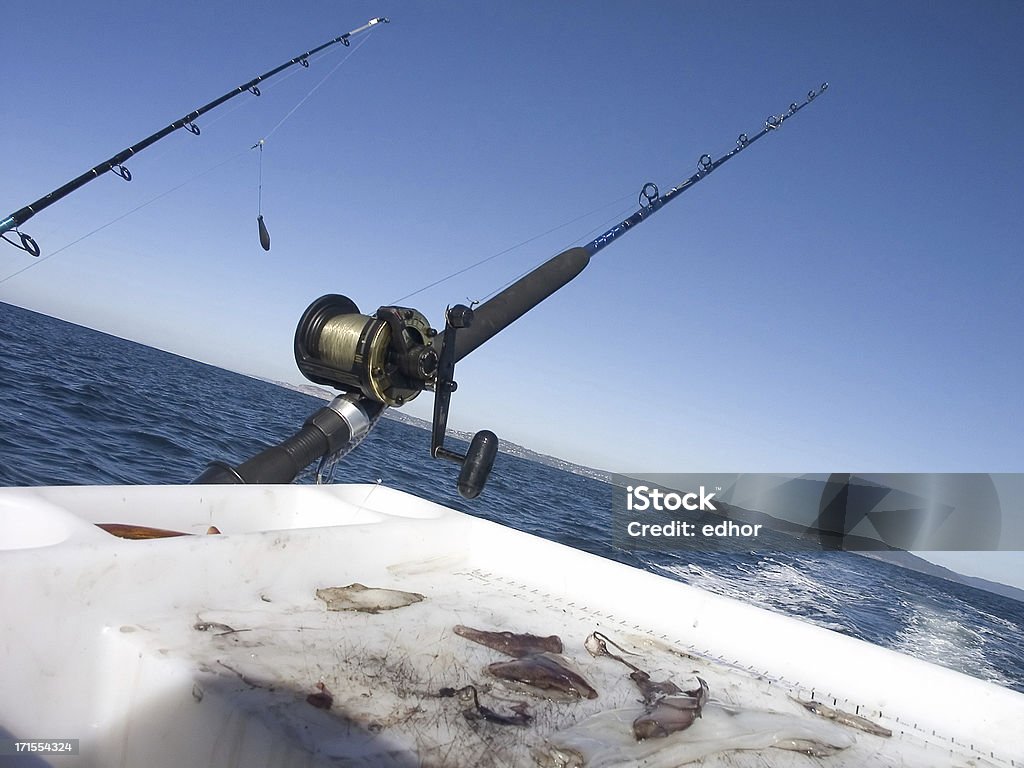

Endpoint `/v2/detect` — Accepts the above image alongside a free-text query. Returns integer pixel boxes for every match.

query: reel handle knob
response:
[458,430,499,500]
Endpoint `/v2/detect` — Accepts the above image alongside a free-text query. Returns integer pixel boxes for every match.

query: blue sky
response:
[2,3,1022,582]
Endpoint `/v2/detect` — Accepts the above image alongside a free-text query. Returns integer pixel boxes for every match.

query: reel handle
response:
[432,304,499,499]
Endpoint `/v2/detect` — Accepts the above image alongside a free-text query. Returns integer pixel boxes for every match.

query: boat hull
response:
[1,484,1020,766]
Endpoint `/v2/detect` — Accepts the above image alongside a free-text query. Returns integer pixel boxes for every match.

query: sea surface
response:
[2,300,1022,695]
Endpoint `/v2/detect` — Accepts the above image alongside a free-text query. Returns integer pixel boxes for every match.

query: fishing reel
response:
[294,295,498,499]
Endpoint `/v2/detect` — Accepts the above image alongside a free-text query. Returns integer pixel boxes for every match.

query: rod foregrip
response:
[237,415,339,482]
[193,408,342,484]
[453,246,590,361]
[193,396,379,484]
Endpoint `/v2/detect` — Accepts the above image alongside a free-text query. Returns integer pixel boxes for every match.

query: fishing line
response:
[469,84,832,307]
[388,193,636,305]
[257,141,264,214]
[261,29,378,143]
[140,29,370,164]
[473,201,637,305]
[249,28,378,251]
[254,140,270,250]
[190,34,356,137]
[0,150,250,286]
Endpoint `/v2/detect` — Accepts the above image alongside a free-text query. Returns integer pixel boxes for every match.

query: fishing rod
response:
[196,83,829,497]
[0,17,390,258]
[453,82,830,359]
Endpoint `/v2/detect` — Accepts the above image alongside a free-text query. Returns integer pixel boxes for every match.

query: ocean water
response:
[2,300,1022,695]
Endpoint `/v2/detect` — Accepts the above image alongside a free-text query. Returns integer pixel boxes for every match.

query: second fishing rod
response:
[0,17,390,258]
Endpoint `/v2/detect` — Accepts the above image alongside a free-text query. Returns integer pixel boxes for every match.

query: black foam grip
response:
[453,247,590,361]
[195,406,351,484]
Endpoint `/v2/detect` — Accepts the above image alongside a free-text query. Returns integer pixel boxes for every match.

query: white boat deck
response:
[1,484,1021,767]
